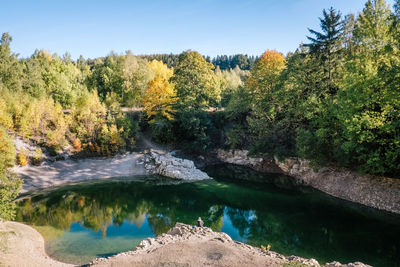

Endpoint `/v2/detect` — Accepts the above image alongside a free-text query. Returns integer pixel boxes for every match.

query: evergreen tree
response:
[394,0,400,20]
[306,7,344,94]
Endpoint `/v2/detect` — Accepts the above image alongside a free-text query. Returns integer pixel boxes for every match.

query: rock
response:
[217,149,282,173]
[146,149,210,180]
[325,261,372,267]
[89,222,370,267]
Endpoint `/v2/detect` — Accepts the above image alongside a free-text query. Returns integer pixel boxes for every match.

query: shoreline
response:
[5,153,382,267]
[13,149,400,216]
[13,152,149,194]
[217,149,400,215]
[0,221,370,267]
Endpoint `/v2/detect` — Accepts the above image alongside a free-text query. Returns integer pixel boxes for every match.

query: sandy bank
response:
[13,152,148,194]
[0,221,72,267]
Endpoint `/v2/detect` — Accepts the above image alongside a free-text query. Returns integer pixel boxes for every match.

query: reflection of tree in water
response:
[15,181,226,237]
[225,208,255,238]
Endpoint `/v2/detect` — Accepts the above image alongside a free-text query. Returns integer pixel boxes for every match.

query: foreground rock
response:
[0,221,370,267]
[90,223,369,267]
[217,149,400,214]
[145,149,211,180]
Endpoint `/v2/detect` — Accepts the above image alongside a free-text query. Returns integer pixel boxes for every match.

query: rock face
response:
[217,149,283,173]
[275,157,400,214]
[145,149,210,180]
[90,222,371,267]
[217,149,400,214]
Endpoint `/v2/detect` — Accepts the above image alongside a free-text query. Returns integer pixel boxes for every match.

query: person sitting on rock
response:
[197,217,204,227]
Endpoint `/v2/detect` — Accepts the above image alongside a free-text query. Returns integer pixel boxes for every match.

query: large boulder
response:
[145,149,210,180]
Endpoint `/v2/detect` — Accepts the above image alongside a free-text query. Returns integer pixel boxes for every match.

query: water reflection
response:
[16,166,400,267]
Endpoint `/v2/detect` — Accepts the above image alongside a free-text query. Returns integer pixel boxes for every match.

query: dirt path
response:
[0,221,72,267]
[135,131,172,151]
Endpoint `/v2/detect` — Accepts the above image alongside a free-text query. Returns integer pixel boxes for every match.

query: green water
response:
[16,164,400,266]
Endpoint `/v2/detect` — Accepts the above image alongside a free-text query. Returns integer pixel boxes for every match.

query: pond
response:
[16,164,400,266]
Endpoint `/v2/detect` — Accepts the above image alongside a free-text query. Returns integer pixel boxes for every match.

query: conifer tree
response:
[306,7,344,94]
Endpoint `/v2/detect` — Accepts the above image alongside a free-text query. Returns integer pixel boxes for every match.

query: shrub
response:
[175,109,215,153]
[17,148,28,166]
[0,127,22,220]
[150,117,175,144]
[73,138,82,152]
[31,148,43,166]
[226,125,246,149]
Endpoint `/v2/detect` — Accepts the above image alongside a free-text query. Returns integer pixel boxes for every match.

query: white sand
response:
[13,152,148,194]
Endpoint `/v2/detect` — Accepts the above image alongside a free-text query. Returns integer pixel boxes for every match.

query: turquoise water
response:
[16,165,400,266]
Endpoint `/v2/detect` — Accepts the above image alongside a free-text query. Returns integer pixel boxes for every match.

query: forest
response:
[0,0,399,219]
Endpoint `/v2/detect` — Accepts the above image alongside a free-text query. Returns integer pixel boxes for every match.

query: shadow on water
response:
[15,164,400,266]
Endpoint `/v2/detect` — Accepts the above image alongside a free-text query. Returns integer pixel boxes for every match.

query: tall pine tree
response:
[306,7,344,95]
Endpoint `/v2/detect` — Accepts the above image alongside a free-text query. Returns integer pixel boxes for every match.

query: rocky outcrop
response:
[275,157,400,214]
[217,149,400,214]
[90,223,370,267]
[145,149,210,180]
[217,149,283,173]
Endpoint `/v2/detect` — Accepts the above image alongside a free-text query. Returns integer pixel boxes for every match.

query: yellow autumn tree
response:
[142,60,177,123]
[246,50,286,102]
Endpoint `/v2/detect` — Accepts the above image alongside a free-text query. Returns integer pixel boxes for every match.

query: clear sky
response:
[1,0,395,59]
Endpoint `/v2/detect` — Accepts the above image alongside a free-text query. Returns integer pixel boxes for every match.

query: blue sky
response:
[1,0,395,59]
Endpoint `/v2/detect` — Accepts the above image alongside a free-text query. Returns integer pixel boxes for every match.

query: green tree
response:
[121,53,154,107]
[334,0,399,175]
[0,127,22,220]
[172,51,220,109]
[0,33,23,92]
[215,66,248,107]
[245,50,287,155]
[89,53,153,107]
[294,8,345,164]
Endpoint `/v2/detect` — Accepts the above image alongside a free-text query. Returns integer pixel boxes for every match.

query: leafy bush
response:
[174,109,215,153]
[17,148,28,166]
[73,138,82,152]
[70,91,138,156]
[0,127,22,220]
[225,125,246,149]
[150,118,175,144]
[31,148,43,166]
